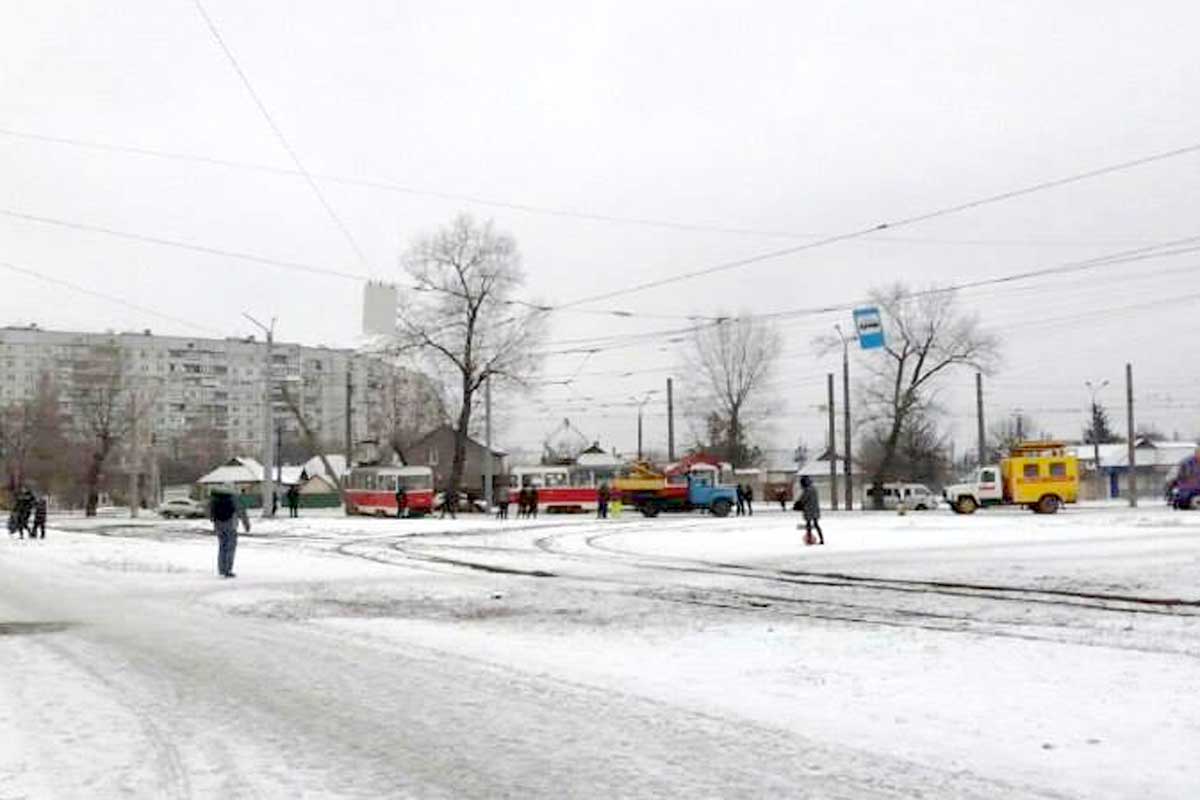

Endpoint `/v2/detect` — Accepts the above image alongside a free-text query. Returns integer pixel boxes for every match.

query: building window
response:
[428,447,439,466]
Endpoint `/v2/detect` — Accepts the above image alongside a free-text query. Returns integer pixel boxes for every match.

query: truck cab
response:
[685,468,736,517]
[943,467,1003,514]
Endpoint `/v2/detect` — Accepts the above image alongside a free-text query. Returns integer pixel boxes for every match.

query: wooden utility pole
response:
[345,367,353,466]
[975,373,986,465]
[842,340,853,511]
[666,377,675,462]
[827,373,839,511]
[484,377,493,513]
[1126,363,1138,507]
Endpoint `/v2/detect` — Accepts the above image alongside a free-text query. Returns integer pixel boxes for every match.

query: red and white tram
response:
[508,463,620,514]
[345,465,435,516]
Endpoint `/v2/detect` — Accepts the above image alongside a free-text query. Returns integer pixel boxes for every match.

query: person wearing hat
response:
[209,484,250,578]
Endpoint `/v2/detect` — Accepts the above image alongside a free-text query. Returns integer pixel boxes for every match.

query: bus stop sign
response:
[853,306,885,350]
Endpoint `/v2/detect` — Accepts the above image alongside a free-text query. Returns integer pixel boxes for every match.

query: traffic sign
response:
[853,306,885,350]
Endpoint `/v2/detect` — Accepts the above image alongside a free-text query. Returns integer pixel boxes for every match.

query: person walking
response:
[744,483,754,516]
[528,486,539,518]
[776,487,788,511]
[395,486,407,519]
[496,489,509,520]
[735,484,746,516]
[797,476,823,545]
[597,481,611,519]
[31,495,47,539]
[286,484,300,518]
[440,487,457,519]
[210,485,250,578]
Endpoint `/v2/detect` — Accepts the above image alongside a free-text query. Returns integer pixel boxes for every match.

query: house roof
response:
[414,424,507,458]
[196,456,265,485]
[1069,440,1198,468]
[303,454,348,478]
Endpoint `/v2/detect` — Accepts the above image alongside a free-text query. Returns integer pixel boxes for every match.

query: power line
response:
[189,0,372,271]
[0,125,1188,248]
[554,139,1200,310]
[0,259,223,335]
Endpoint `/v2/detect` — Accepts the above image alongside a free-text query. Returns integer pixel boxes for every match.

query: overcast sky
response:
[3,1,1199,458]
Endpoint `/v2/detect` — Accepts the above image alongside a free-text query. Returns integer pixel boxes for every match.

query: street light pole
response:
[631,391,657,461]
[244,313,276,519]
[1085,379,1110,501]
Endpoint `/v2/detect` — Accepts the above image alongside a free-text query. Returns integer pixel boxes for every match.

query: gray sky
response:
[3,0,1199,457]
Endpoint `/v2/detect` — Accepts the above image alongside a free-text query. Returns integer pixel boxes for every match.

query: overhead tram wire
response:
[0,127,1186,251]
[0,259,224,336]
[7,201,1200,360]
[552,139,1200,311]
[189,0,372,272]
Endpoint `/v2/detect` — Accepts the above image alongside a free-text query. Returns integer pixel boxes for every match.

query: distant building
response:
[412,424,507,497]
[0,324,439,466]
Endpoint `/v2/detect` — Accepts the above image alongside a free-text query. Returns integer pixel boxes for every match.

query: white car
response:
[157,497,207,519]
[868,482,941,511]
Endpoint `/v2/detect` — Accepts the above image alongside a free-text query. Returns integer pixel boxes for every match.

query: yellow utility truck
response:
[943,441,1079,514]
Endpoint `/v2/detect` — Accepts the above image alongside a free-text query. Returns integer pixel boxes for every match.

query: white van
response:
[866,482,941,511]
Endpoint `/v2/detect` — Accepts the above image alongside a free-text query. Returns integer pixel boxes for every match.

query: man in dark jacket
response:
[286,484,300,518]
[210,485,250,578]
[743,483,754,516]
[735,484,746,516]
[798,476,823,545]
[395,486,407,518]
[31,495,47,539]
[597,481,611,519]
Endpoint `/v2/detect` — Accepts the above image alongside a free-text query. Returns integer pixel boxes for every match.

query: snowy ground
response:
[1,504,1198,798]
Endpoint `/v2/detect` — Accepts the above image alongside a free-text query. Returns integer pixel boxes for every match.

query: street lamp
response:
[1085,379,1110,500]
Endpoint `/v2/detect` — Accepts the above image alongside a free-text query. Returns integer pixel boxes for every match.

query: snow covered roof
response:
[303,454,348,478]
[196,457,265,485]
[576,450,623,468]
[1069,441,1198,469]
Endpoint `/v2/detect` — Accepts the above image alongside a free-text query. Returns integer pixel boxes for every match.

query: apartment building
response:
[0,325,440,461]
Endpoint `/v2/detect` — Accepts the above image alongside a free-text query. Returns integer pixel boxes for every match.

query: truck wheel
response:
[710,498,732,518]
[1035,495,1061,514]
[1189,495,1200,511]
[954,497,977,515]
[639,502,660,518]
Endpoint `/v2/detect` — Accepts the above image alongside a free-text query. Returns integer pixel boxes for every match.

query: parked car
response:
[157,497,207,519]
[867,482,941,511]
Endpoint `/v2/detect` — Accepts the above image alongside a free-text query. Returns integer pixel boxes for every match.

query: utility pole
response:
[274,422,283,517]
[827,372,839,511]
[148,433,160,510]
[1085,379,1110,500]
[243,313,276,519]
[975,373,986,466]
[345,366,353,466]
[666,377,675,462]
[128,393,139,518]
[1015,414,1024,441]
[484,376,493,514]
[841,333,853,511]
[1126,363,1138,507]
[637,406,644,461]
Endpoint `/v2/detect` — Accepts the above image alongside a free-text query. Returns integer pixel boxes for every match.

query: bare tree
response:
[837,284,999,506]
[682,314,781,467]
[396,214,545,495]
[70,344,157,516]
[366,367,446,464]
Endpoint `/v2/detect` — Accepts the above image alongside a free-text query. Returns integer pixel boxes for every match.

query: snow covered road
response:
[1,507,1198,798]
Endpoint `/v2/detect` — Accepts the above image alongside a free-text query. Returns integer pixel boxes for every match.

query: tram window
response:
[378,475,395,492]
[571,470,593,487]
[364,474,376,491]
[403,474,431,491]
[545,472,567,487]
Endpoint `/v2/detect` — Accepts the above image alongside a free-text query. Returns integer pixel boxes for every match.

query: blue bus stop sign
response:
[853,306,885,350]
